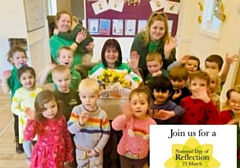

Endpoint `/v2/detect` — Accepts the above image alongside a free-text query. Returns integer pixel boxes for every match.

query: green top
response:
[49,35,82,68]
[88,62,131,76]
[7,66,22,99]
[47,68,81,91]
[131,32,176,77]
[58,23,93,54]
[148,40,160,52]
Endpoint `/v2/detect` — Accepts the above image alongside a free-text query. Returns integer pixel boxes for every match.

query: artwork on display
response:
[88,19,99,35]
[92,0,109,15]
[167,20,173,35]
[112,19,124,35]
[137,20,147,33]
[108,0,124,12]
[125,19,136,36]
[163,1,181,14]
[149,0,166,12]
[99,19,111,35]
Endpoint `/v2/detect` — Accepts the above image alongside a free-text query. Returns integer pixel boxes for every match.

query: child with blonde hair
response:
[112,88,156,167]
[145,52,168,83]
[2,46,28,153]
[68,78,110,167]
[11,66,42,163]
[24,90,73,167]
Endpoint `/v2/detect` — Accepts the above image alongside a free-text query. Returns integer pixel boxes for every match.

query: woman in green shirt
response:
[131,12,177,79]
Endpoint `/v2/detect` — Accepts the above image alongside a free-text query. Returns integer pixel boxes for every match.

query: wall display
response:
[137,20,147,33]
[86,0,180,37]
[99,19,111,35]
[88,19,100,34]
[92,0,109,15]
[112,19,124,35]
[24,0,45,32]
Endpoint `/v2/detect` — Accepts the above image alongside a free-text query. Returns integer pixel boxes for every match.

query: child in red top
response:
[179,71,218,124]
[217,86,240,158]
[24,90,73,168]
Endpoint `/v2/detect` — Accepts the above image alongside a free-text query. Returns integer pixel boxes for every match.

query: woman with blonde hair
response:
[130,12,177,79]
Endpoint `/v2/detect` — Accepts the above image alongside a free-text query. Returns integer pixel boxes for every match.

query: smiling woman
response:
[130,12,177,80]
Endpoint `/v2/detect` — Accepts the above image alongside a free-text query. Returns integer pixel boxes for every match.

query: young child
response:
[168,65,191,105]
[68,78,110,167]
[204,53,238,87]
[167,55,200,75]
[39,46,81,91]
[24,90,73,167]
[1,46,28,153]
[145,52,168,84]
[52,65,81,167]
[54,16,94,64]
[217,86,240,160]
[206,71,221,111]
[11,66,42,163]
[147,75,185,124]
[179,71,218,124]
[112,88,156,167]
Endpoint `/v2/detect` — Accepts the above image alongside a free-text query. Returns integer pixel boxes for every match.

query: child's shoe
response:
[15,138,24,154]
[26,157,31,164]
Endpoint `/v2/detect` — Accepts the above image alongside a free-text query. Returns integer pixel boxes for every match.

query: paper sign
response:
[137,20,147,33]
[88,19,99,35]
[112,19,124,35]
[163,1,181,14]
[149,0,166,12]
[125,19,136,36]
[99,19,111,35]
[150,125,237,168]
[92,0,109,15]
[108,0,124,12]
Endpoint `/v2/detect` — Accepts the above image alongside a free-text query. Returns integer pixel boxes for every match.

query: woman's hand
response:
[75,30,87,44]
[53,28,59,35]
[86,42,95,52]
[164,37,178,59]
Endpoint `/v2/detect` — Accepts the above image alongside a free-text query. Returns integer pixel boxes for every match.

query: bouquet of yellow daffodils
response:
[89,67,142,98]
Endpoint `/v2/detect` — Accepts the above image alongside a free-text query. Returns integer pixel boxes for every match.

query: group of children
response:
[2,38,240,168]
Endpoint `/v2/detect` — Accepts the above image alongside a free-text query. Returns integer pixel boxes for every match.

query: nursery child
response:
[147,75,185,124]
[145,52,168,84]
[217,86,240,160]
[168,65,191,105]
[204,53,238,87]
[68,78,110,167]
[1,46,28,153]
[39,46,81,90]
[112,88,156,167]
[54,16,94,64]
[24,90,73,167]
[206,71,221,111]
[52,65,81,167]
[11,66,42,163]
[179,71,218,124]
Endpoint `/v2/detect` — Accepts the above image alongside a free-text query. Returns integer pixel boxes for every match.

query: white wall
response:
[0,0,51,79]
[178,0,240,103]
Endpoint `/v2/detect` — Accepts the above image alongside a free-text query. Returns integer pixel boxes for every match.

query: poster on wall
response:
[92,0,109,15]
[125,19,136,36]
[149,0,166,12]
[163,1,181,14]
[88,19,99,35]
[137,20,147,33]
[108,0,124,12]
[99,19,111,35]
[112,19,124,35]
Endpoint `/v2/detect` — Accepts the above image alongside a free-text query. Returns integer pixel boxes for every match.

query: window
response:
[47,0,57,15]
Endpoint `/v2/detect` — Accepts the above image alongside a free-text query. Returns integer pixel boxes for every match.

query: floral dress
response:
[24,115,73,168]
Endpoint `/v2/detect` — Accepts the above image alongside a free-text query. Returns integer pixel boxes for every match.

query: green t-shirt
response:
[8,66,22,99]
[148,40,160,53]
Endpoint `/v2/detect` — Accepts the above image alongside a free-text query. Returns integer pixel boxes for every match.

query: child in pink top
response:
[112,88,156,167]
[24,90,73,168]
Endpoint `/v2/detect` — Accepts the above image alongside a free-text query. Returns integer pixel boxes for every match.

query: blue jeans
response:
[23,140,32,158]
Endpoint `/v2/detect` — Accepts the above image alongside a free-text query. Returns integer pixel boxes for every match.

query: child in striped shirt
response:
[68,78,110,167]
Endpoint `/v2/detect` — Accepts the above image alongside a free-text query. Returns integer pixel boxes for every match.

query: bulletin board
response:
[23,0,45,32]
[85,0,180,37]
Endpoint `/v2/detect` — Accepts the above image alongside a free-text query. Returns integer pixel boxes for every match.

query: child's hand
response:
[79,111,89,125]
[225,53,238,65]
[227,118,240,125]
[86,42,95,52]
[2,70,11,79]
[172,90,182,100]
[76,30,87,44]
[87,149,99,157]
[152,71,162,77]
[47,63,56,71]
[179,55,190,65]
[122,102,132,119]
[194,88,210,103]
[53,28,59,35]
[158,110,175,120]
[25,108,35,120]
[128,51,139,71]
